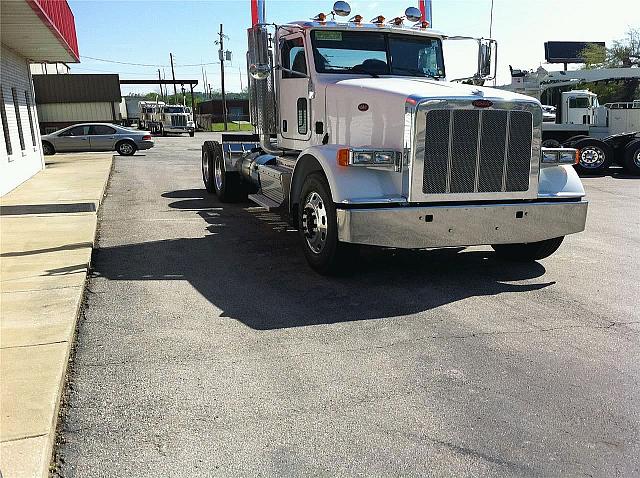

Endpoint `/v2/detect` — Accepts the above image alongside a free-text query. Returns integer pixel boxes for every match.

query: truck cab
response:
[200,2,588,274]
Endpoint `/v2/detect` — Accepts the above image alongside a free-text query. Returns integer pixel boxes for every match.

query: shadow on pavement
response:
[86,188,553,330]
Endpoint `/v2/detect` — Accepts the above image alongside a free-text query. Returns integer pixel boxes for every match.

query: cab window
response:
[281,37,307,78]
[59,125,89,136]
[569,98,589,108]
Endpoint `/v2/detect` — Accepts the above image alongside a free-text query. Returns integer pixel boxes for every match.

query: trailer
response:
[200,1,587,274]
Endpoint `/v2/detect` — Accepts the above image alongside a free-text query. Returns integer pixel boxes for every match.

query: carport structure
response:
[119,79,199,113]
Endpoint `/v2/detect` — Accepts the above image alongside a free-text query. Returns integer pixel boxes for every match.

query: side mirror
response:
[249,63,271,80]
[404,7,422,22]
[477,39,496,79]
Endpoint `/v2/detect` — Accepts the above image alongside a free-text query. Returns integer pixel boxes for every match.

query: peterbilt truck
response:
[139,100,195,137]
[200,2,588,274]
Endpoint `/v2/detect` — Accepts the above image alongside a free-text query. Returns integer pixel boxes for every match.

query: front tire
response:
[492,237,564,262]
[116,140,136,156]
[298,173,356,274]
[42,141,55,156]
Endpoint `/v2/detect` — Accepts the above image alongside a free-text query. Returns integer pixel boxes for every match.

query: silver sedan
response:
[41,123,154,156]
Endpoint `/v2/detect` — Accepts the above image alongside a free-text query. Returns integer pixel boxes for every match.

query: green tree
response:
[579,28,640,103]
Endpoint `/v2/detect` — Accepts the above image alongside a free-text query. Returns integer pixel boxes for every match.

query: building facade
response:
[33,74,122,134]
[0,0,79,196]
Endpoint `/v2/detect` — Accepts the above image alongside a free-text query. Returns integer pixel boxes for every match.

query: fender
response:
[289,144,404,213]
[538,165,585,198]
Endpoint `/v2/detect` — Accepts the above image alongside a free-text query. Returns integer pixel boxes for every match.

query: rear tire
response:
[161,125,167,137]
[189,131,195,137]
[492,237,564,262]
[298,173,358,275]
[574,138,612,174]
[622,139,640,175]
[116,140,136,156]
[201,141,245,201]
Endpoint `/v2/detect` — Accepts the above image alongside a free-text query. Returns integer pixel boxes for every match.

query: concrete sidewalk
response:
[1,153,113,477]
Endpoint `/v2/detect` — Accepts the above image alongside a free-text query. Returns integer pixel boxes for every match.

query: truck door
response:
[279,34,311,141]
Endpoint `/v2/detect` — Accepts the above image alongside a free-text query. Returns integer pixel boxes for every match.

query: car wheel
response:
[116,141,136,156]
[574,138,612,174]
[298,173,357,275]
[622,139,640,175]
[492,237,564,262]
[42,141,55,155]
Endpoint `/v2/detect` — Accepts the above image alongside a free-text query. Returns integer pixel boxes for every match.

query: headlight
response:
[337,148,401,171]
[541,147,578,165]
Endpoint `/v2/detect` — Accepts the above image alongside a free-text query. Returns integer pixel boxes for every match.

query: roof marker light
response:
[371,15,385,25]
[312,12,327,22]
[349,14,363,24]
[389,16,404,26]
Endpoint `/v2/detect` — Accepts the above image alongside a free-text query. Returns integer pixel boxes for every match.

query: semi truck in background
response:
[138,100,195,137]
[200,0,588,274]
[502,68,640,175]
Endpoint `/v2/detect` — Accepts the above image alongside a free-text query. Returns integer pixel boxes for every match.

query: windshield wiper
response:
[391,67,440,80]
[325,65,381,78]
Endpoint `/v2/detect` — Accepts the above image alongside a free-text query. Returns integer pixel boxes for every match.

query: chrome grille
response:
[422,109,532,194]
[171,115,187,127]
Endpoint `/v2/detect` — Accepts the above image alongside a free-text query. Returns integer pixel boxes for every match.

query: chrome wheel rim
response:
[579,146,605,169]
[302,191,328,254]
[202,153,210,182]
[214,157,223,191]
[634,150,640,168]
[120,143,133,155]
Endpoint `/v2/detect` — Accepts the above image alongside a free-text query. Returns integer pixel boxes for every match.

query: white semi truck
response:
[138,100,195,137]
[200,2,588,274]
[501,67,640,175]
[541,90,640,175]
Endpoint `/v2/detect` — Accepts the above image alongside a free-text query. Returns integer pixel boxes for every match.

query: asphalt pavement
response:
[55,132,639,477]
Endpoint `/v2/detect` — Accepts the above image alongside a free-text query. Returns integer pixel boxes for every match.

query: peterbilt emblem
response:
[472,99,493,108]
[358,103,369,112]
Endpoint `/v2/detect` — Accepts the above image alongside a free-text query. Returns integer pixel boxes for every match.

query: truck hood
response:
[327,77,537,103]
[323,77,539,150]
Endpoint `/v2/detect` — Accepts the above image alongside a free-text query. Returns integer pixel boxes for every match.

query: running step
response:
[256,164,292,206]
[248,193,282,210]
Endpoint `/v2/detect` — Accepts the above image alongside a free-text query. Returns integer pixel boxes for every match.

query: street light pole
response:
[170,53,178,102]
[217,24,228,131]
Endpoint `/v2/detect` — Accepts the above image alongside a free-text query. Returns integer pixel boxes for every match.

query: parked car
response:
[41,123,154,156]
[542,105,557,122]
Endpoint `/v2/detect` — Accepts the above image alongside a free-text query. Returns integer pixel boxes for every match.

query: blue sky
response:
[68,0,640,95]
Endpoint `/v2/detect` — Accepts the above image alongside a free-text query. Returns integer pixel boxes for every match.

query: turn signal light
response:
[337,148,350,166]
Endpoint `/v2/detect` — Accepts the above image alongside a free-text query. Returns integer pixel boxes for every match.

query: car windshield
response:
[164,106,185,113]
[311,30,445,78]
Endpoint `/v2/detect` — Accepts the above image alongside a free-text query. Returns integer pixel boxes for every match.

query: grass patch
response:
[209,122,254,132]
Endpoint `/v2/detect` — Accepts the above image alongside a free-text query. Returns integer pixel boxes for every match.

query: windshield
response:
[164,106,185,113]
[311,30,445,78]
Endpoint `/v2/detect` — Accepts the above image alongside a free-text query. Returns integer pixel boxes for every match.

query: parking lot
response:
[55,133,639,477]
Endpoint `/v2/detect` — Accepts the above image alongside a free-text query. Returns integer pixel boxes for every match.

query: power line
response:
[80,55,220,68]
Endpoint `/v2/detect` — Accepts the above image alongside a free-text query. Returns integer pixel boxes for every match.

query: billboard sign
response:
[544,41,606,64]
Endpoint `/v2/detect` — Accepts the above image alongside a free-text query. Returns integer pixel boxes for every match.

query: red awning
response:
[1,0,79,63]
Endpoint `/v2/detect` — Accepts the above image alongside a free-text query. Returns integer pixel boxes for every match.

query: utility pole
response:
[170,53,178,102]
[216,24,228,130]
[157,69,164,101]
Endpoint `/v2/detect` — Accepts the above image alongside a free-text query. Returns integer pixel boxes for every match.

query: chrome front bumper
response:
[336,200,588,248]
